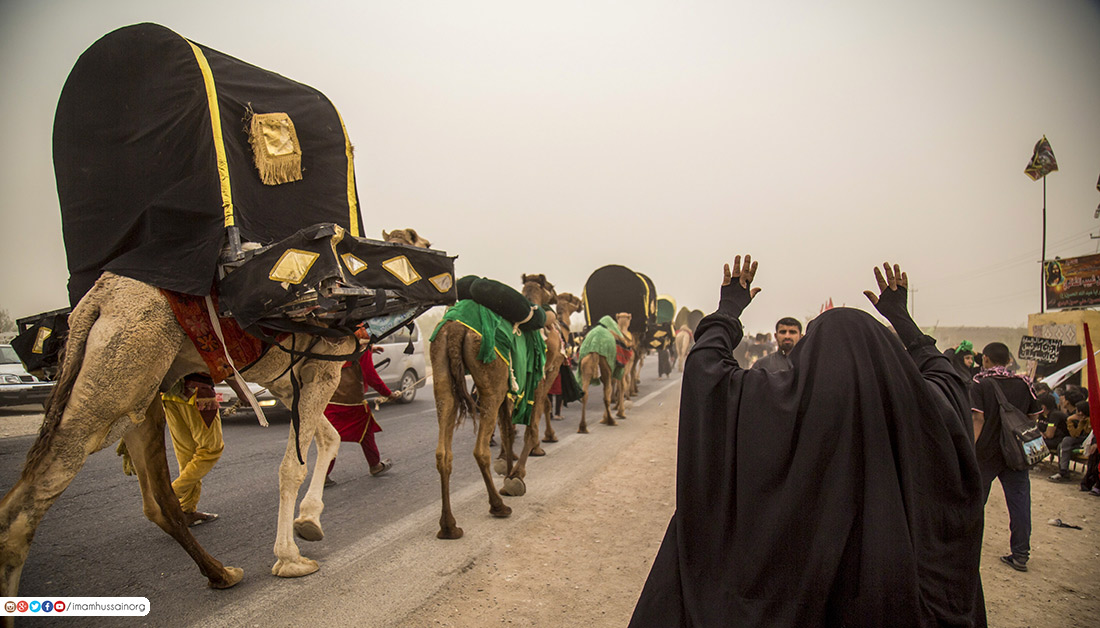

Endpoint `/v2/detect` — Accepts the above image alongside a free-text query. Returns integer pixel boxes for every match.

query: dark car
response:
[0,344,55,407]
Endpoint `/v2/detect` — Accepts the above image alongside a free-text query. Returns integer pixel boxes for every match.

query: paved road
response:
[0,360,678,626]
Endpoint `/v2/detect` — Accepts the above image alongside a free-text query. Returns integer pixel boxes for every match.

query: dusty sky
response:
[1,0,1099,332]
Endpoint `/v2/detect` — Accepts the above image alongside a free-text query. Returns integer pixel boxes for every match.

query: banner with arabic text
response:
[1045,253,1100,309]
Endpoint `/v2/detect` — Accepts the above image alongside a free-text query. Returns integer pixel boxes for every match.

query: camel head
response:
[555,292,583,322]
[382,228,432,248]
[615,311,633,331]
[520,273,557,307]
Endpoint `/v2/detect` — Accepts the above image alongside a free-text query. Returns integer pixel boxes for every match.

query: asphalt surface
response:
[0,361,678,627]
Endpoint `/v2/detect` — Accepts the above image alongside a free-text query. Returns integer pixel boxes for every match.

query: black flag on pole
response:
[1024,136,1058,181]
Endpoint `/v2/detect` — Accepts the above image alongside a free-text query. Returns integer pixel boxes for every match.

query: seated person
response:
[1035,393,1069,452]
[1050,400,1093,482]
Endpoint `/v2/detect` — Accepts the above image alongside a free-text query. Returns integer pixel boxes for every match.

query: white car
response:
[0,344,55,407]
[214,381,282,415]
[370,322,428,403]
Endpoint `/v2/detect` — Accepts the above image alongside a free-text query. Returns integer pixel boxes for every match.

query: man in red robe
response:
[324,328,402,485]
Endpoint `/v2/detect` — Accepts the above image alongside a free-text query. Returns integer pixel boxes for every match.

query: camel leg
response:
[124,400,243,588]
[529,377,552,455]
[270,359,340,576]
[501,411,539,497]
[542,395,558,443]
[292,409,339,543]
[473,388,512,519]
[0,414,134,598]
[271,423,319,577]
[503,376,554,496]
[578,371,591,434]
[615,375,627,420]
[601,361,617,426]
[495,403,517,477]
[1,281,183,597]
[434,379,462,539]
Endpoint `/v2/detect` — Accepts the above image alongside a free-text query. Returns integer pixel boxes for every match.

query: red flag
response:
[1082,324,1100,438]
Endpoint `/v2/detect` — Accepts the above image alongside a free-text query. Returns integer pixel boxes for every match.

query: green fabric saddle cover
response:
[579,315,625,384]
[430,299,546,425]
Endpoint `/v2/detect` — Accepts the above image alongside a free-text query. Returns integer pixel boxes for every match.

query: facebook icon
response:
[43,601,54,612]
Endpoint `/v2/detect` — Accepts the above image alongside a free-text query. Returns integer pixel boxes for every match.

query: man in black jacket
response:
[970,342,1041,572]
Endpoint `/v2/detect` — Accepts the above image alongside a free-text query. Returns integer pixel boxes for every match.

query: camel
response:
[429,320,514,539]
[576,312,633,433]
[0,272,355,601]
[506,274,560,461]
[543,292,583,429]
[0,228,433,600]
[675,325,694,372]
[382,228,432,248]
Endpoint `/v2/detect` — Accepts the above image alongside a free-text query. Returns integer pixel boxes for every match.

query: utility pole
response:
[1041,176,1047,313]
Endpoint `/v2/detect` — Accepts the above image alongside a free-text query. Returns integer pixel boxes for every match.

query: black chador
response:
[630,272,985,627]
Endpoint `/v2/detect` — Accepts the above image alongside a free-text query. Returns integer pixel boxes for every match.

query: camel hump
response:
[469,278,545,332]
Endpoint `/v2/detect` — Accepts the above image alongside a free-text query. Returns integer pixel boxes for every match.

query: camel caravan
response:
[0,23,692,601]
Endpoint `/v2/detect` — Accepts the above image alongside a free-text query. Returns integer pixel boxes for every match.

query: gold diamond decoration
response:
[341,253,368,275]
[269,249,320,285]
[382,255,421,285]
[32,327,52,354]
[429,273,454,293]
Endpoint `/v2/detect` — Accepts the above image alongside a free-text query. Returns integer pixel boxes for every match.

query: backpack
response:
[989,379,1049,471]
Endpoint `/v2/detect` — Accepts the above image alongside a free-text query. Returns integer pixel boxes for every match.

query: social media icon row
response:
[4,599,66,612]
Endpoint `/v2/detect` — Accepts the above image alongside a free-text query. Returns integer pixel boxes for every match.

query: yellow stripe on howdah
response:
[185,40,235,228]
[335,108,360,237]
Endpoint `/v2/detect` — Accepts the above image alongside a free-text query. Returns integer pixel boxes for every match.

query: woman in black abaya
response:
[629,257,985,627]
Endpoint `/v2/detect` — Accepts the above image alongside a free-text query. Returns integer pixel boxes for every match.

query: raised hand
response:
[720,254,761,317]
[863,262,925,347]
[863,262,908,317]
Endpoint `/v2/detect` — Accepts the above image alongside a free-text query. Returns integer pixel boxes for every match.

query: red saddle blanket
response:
[161,289,270,382]
[616,345,634,367]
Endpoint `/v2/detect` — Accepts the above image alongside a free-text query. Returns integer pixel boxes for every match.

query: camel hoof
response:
[437,526,464,540]
[501,477,527,497]
[542,434,558,443]
[601,418,618,426]
[490,503,513,518]
[293,517,324,542]
[208,566,244,589]
[578,426,589,434]
[616,413,627,419]
[271,557,320,578]
[492,459,507,476]
[530,446,547,457]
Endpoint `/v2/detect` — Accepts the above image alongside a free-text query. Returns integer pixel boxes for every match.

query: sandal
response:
[187,511,219,527]
[370,459,393,477]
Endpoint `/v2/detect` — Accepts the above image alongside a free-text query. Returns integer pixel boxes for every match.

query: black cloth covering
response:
[630,303,985,627]
[583,264,648,338]
[54,23,364,306]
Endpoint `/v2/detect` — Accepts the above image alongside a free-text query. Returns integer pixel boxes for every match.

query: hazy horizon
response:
[2,0,1099,333]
